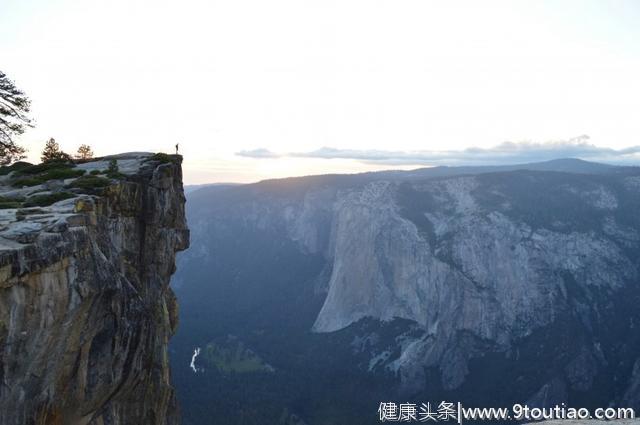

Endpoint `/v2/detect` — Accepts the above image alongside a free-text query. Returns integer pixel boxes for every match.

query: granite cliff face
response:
[173,160,640,424]
[0,153,189,425]
[312,174,639,392]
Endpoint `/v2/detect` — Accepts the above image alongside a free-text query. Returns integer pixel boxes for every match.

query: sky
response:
[2,0,640,184]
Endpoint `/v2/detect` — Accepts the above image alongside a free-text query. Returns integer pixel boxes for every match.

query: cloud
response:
[235,148,282,159]
[236,137,640,166]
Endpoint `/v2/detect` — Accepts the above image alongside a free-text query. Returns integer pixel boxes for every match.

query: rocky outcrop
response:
[0,153,189,424]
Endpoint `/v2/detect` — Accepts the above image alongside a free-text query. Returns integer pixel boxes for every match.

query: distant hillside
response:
[172,158,640,425]
[184,182,241,194]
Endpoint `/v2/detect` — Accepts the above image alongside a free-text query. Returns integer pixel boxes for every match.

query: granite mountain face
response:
[171,159,640,424]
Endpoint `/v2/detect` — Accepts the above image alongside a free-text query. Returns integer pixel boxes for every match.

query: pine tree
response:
[76,144,94,160]
[41,138,71,163]
[0,70,33,165]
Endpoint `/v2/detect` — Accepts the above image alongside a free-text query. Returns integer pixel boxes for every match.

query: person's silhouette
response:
[175,143,179,155]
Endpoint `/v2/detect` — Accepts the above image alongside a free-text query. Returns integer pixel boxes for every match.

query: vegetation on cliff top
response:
[1,151,177,211]
[0,195,24,209]
[11,167,86,187]
[147,152,179,164]
[22,191,76,207]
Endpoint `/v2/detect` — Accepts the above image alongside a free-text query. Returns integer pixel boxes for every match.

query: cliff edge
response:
[0,153,189,424]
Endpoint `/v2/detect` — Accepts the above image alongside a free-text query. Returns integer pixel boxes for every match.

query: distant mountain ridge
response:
[191,158,630,198]
[184,182,241,194]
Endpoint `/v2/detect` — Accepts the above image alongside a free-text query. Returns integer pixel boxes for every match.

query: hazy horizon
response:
[3,0,640,184]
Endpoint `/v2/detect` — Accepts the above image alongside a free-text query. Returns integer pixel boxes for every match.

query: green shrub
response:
[66,175,111,190]
[107,171,125,179]
[89,169,101,175]
[104,159,125,179]
[147,152,176,164]
[11,166,85,187]
[43,168,86,180]
[107,159,118,173]
[0,201,22,209]
[0,161,33,176]
[0,196,25,203]
[23,192,75,207]
[13,161,73,176]
[12,177,45,187]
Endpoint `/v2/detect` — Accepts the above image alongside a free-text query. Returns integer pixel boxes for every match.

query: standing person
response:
[175,142,179,155]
